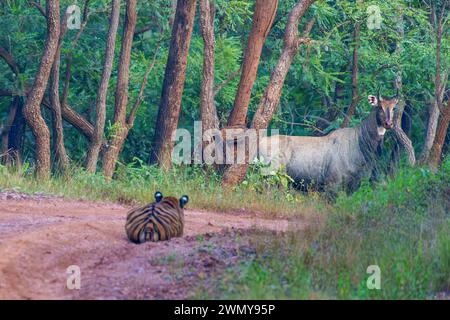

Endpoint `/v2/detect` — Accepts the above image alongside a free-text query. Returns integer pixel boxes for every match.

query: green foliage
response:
[242,162,294,191]
[215,0,253,33]
[1,0,448,166]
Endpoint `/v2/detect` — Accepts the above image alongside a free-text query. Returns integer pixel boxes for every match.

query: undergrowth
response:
[195,158,450,299]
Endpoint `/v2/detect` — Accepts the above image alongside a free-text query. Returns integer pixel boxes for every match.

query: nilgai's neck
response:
[358,111,384,162]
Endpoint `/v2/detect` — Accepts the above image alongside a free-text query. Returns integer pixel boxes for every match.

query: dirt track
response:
[0,192,303,299]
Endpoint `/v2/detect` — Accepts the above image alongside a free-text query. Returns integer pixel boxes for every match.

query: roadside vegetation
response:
[0,159,322,217]
[194,158,450,299]
[1,158,449,299]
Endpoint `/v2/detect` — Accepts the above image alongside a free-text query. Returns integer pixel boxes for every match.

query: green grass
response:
[1,158,448,299]
[0,160,320,217]
[195,159,450,299]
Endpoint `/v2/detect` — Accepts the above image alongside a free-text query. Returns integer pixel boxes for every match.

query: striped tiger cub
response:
[125,191,189,244]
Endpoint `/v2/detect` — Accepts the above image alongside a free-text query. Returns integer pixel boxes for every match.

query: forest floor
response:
[0,191,308,299]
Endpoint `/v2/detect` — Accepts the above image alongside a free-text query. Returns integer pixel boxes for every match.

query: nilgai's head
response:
[368,88,399,130]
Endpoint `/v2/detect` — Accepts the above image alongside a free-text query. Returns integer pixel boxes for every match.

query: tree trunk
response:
[420,1,448,163]
[199,0,219,156]
[421,101,440,162]
[393,79,416,166]
[85,0,121,172]
[7,97,25,166]
[428,100,450,170]
[49,46,69,171]
[1,97,19,162]
[22,0,60,179]
[340,22,360,128]
[48,8,72,171]
[0,47,25,166]
[393,125,416,165]
[169,0,178,28]
[57,2,93,141]
[222,0,316,186]
[226,0,278,127]
[392,13,416,166]
[102,0,137,180]
[150,0,197,169]
[0,89,94,143]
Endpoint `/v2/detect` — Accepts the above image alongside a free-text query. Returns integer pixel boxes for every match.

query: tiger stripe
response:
[125,196,185,243]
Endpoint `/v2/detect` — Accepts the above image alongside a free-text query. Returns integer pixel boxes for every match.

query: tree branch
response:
[213,67,241,97]
[62,0,91,106]
[341,21,360,128]
[31,1,47,18]
[127,44,160,127]
[0,47,21,75]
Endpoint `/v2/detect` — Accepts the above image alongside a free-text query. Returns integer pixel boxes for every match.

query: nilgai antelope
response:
[258,90,399,193]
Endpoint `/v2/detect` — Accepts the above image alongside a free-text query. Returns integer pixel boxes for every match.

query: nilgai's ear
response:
[368,95,378,106]
[392,95,399,104]
[179,195,189,208]
[155,191,163,202]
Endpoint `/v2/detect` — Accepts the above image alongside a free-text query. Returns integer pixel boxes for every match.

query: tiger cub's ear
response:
[155,191,163,202]
[179,195,189,208]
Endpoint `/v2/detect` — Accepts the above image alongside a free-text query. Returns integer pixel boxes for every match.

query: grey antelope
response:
[258,89,399,192]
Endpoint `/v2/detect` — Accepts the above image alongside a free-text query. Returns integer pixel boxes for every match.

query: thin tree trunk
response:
[56,1,92,141]
[226,0,278,127]
[169,0,178,28]
[85,0,121,172]
[429,100,450,170]
[0,47,24,165]
[421,1,448,163]
[1,27,93,152]
[392,13,416,166]
[48,7,70,171]
[222,0,316,186]
[0,88,94,142]
[7,97,25,166]
[422,102,440,162]
[393,79,416,166]
[47,2,88,171]
[199,0,219,154]
[0,97,19,162]
[393,124,416,165]
[49,46,69,170]
[22,0,60,179]
[340,22,360,128]
[150,0,197,168]
[101,1,162,179]
[102,0,137,180]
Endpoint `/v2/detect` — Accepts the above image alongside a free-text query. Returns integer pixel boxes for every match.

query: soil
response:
[0,191,306,300]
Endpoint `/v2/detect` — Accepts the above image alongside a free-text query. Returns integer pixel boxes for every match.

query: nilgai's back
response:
[125,192,189,243]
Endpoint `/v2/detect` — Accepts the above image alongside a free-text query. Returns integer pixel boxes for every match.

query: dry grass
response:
[0,163,326,218]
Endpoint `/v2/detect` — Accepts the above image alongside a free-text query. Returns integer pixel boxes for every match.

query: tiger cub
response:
[125,192,189,243]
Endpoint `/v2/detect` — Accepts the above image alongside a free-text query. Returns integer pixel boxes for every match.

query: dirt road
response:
[0,192,303,299]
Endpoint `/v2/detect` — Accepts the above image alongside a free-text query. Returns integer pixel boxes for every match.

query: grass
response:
[194,158,450,299]
[0,159,321,218]
[1,158,448,299]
